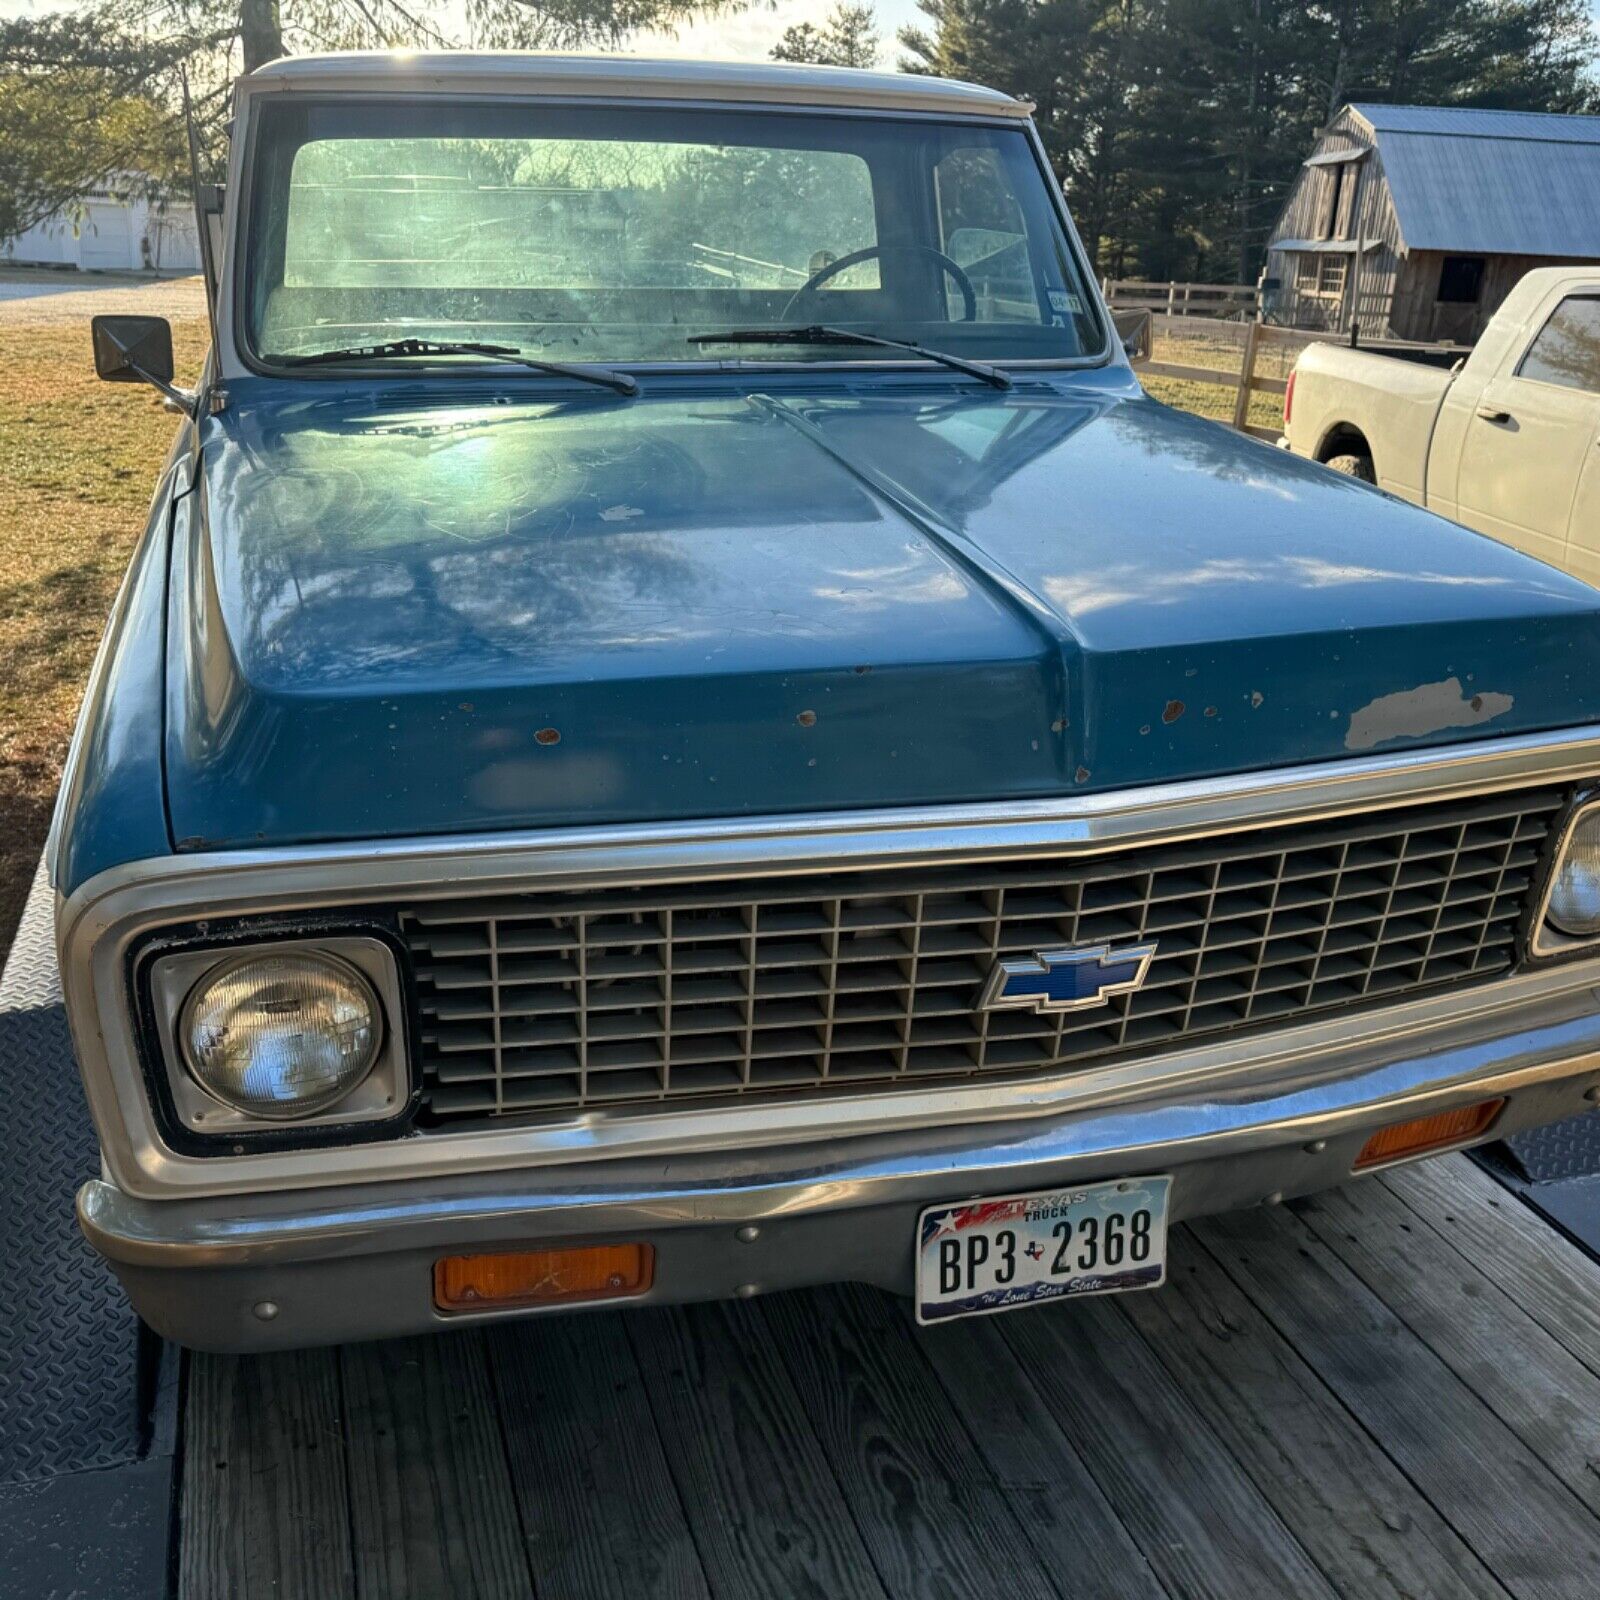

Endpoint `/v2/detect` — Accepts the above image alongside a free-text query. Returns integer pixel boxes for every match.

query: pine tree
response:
[902,0,1599,280]
[771,4,881,68]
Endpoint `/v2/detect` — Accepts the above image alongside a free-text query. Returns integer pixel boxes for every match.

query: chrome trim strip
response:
[78,994,1600,1267]
[1529,790,1600,959]
[58,723,1600,1201]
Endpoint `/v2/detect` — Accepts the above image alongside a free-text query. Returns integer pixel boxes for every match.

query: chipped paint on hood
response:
[1346,677,1516,751]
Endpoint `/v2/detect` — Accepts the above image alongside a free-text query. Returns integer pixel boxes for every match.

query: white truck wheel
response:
[1325,452,1375,482]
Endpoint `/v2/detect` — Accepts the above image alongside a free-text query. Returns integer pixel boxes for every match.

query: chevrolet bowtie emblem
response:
[979,941,1158,1015]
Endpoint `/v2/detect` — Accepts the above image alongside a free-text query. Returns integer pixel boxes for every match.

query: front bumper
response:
[81,986,1600,1351]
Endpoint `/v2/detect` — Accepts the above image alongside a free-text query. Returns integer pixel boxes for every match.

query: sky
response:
[0,0,1595,73]
[0,0,930,68]
[630,0,926,66]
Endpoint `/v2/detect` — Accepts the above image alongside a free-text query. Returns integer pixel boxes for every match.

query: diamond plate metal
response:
[0,860,141,1487]
[1501,1110,1600,1184]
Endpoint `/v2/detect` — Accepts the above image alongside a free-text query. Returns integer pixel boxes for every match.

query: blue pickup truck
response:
[61,52,1600,1348]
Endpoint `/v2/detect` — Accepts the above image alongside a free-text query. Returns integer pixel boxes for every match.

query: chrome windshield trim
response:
[59,722,1600,1200]
[220,91,1113,382]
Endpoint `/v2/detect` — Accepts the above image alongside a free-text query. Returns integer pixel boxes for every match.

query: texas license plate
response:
[915,1176,1171,1324]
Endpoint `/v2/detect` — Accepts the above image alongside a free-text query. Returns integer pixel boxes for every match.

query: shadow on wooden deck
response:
[181,1155,1600,1600]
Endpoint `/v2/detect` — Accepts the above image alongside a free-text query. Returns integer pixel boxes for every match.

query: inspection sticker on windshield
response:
[915,1176,1170,1324]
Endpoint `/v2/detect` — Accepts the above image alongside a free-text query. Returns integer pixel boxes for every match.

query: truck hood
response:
[167,375,1600,850]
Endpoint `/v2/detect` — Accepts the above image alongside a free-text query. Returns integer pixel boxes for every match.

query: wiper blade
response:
[688,324,1011,390]
[280,337,639,396]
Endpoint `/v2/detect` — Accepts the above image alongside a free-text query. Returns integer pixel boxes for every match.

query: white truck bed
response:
[1282,266,1600,581]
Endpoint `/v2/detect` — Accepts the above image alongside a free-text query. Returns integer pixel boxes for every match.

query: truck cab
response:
[1428,270,1600,577]
[1284,267,1600,581]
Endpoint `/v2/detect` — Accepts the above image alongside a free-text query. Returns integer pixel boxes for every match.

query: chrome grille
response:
[401,787,1565,1125]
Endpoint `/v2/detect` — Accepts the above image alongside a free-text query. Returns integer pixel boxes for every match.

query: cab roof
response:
[241,51,1033,119]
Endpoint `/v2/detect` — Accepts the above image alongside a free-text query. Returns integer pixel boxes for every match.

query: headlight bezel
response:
[145,933,413,1140]
[1531,792,1600,960]
[177,947,383,1120]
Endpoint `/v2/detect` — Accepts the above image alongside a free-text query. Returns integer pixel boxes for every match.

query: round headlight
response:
[180,952,381,1119]
[1546,809,1600,938]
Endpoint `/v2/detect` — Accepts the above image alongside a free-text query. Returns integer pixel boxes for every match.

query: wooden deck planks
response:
[997,1273,1342,1600]
[761,1283,1068,1600]
[626,1299,889,1600]
[487,1313,712,1600]
[339,1333,531,1600]
[1120,1227,1512,1600]
[1295,1176,1600,1519]
[1384,1156,1600,1379]
[1196,1202,1600,1600]
[914,1312,1172,1600]
[179,1349,354,1600]
[179,1153,1600,1600]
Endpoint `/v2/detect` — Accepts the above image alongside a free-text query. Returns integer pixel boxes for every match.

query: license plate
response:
[915,1176,1171,1324]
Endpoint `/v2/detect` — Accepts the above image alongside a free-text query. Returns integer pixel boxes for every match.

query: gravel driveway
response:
[0,270,207,326]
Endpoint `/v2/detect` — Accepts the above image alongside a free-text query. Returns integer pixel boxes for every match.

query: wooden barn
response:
[1263,103,1600,343]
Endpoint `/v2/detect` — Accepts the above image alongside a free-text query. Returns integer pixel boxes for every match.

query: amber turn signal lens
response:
[1353,1098,1505,1171]
[433,1243,654,1313]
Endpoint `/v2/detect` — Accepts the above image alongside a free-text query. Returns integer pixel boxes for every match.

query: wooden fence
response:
[1104,279,1260,319]
[1112,310,1466,441]
[1138,318,1304,439]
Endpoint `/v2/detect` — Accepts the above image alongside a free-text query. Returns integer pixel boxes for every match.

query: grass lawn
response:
[1139,372,1284,432]
[0,315,1282,963]
[1139,321,1292,433]
[0,316,208,953]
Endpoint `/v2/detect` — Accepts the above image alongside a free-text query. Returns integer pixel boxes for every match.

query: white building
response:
[3,178,201,274]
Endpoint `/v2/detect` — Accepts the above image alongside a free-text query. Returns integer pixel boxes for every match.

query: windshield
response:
[242,99,1104,369]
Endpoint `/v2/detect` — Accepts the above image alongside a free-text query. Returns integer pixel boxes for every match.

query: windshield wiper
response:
[279,337,639,396]
[687,325,1011,390]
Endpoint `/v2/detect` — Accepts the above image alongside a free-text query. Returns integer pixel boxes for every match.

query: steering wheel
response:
[782,244,978,323]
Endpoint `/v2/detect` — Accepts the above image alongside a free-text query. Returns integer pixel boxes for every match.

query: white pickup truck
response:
[1282,267,1600,584]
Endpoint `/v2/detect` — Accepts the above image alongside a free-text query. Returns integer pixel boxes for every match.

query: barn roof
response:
[1345,102,1600,257]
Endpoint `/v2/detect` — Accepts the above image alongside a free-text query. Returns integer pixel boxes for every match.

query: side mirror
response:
[93,314,174,382]
[91,315,195,416]
[1111,308,1152,366]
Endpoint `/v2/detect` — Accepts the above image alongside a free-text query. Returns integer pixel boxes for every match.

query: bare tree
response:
[1,0,757,234]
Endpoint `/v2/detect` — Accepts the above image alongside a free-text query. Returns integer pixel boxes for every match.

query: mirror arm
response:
[126,361,198,418]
